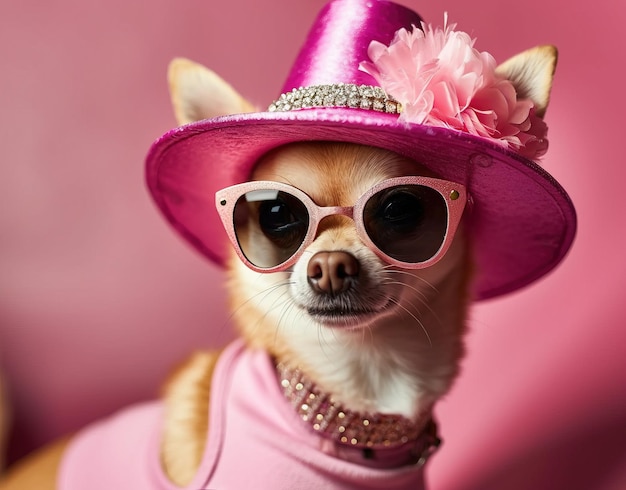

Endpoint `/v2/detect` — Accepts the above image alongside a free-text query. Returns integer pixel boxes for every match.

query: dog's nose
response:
[307,251,360,295]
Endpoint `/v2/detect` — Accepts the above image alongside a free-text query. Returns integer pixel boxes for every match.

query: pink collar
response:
[277,362,441,469]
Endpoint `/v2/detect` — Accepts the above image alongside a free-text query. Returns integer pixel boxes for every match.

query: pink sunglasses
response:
[215,176,467,273]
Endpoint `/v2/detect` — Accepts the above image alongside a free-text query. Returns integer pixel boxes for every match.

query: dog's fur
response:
[0,45,556,489]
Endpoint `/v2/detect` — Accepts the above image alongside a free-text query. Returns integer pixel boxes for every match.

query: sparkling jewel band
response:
[277,361,431,450]
[268,83,403,114]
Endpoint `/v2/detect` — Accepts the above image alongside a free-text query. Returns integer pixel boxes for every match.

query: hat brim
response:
[146,108,576,300]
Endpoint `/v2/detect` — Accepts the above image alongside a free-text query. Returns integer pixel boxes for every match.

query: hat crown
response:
[282,0,422,92]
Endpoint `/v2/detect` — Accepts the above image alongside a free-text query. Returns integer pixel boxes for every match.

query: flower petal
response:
[360,20,550,159]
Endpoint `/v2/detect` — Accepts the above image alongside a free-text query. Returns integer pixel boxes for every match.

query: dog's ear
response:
[167,58,256,125]
[495,45,557,118]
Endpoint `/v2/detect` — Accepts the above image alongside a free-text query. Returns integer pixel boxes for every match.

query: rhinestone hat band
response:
[268,83,403,114]
[277,361,440,463]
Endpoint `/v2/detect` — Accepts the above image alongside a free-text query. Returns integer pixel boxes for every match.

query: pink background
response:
[1,0,624,488]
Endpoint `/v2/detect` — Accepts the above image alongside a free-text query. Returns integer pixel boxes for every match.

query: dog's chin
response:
[305,300,395,330]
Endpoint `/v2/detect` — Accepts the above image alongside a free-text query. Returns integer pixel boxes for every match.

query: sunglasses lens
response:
[363,185,448,263]
[233,189,309,268]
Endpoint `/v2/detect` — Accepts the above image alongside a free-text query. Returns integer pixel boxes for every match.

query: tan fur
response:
[495,45,557,118]
[168,58,256,125]
[160,351,220,487]
[0,47,553,487]
[0,438,69,490]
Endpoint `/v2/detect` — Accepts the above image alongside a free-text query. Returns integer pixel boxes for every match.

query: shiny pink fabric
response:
[282,0,422,90]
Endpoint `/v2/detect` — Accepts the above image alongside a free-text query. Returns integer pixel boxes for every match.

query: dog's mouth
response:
[306,301,394,329]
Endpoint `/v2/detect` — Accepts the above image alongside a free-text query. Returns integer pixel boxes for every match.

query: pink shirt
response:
[59,340,427,489]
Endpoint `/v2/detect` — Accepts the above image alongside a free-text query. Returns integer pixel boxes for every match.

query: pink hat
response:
[145,0,576,300]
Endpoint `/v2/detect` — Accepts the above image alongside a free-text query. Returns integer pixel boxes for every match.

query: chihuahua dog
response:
[158,46,555,485]
[0,18,558,490]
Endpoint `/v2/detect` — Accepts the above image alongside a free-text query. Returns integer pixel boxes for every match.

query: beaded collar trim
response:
[277,362,441,468]
[268,83,402,114]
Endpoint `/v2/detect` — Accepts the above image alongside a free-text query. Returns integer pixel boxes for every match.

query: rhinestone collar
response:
[277,362,441,469]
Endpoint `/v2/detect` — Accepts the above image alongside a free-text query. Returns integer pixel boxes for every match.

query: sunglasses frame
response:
[215,176,467,273]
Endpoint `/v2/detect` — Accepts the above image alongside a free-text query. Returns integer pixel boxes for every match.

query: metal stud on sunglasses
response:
[215,176,467,273]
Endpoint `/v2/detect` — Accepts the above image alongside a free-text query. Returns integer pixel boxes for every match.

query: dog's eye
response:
[259,199,298,230]
[364,185,448,263]
[258,196,308,248]
[379,191,424,231]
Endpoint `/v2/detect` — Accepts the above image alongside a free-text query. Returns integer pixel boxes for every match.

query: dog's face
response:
[227,142,471,412]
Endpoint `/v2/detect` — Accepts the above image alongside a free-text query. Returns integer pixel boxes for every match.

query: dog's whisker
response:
[229,280,292,317]
[273,299,299,348]
[387,297,433,347]
[265,284,296,315]
[316,322,344,361]
[398,292,444,332]
[378,269,445,326]
[317,326,333,359]
[381,266,439,294]
[382,279,443,330]
[268,291,302,348]
[380,276,430,302]
[360,323,375,351]
[315,319,354,360]
[228,280,294,337]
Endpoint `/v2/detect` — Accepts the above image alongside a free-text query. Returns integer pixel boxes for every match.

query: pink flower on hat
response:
[359,19,548,159]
